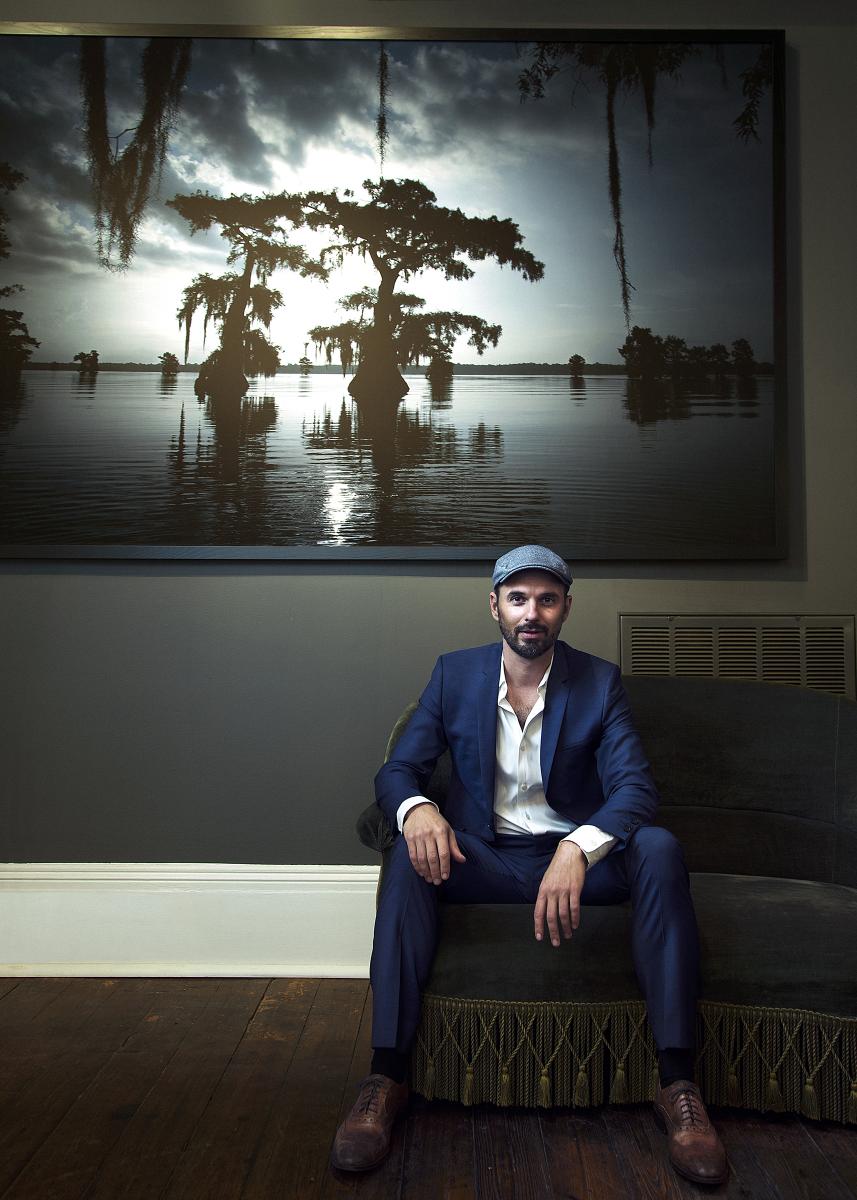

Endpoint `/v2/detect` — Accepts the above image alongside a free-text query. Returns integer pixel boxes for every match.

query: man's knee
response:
[629,825,688,877]
[384,835,424,884]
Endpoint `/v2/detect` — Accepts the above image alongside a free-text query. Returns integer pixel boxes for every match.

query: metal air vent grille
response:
[620,615,855,698]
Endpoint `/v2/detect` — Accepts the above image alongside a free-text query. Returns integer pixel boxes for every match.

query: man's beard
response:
[498,616,558,660]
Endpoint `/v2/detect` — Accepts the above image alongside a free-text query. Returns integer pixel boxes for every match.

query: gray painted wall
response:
[1,1,855,863]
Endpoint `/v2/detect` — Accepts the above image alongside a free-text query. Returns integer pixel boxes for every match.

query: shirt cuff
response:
[562,825,618,868]
[396,795,439,832]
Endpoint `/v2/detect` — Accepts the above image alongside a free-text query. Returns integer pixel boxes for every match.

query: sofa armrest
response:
[356,802,397,853]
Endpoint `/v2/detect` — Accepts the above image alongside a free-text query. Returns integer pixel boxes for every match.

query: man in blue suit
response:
[331,545,727,1186]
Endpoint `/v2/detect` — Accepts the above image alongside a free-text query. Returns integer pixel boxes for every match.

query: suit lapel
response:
[476,643,501,807]
[541,641,572,795]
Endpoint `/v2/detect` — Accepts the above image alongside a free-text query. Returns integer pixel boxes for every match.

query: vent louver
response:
[620,615,855,698]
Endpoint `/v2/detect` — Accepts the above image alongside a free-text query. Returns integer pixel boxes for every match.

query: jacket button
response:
[623,825,632,832]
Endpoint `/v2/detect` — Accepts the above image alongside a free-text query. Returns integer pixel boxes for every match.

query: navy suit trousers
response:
[370,826,700,1055]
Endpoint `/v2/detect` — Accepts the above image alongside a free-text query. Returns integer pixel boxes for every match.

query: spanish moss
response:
[519,41,768,331]
[605,71,633,329]
[734,46,773,143]
[81,36,192,271]
[377,43,389,177]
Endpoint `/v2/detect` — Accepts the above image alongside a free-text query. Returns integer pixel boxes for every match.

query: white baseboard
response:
[0,863,380,977]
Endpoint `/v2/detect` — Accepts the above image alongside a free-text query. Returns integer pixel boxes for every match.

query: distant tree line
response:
[570,328,767,380]
[619,327,758,380]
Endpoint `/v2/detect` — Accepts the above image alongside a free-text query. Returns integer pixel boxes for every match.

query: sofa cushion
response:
[623,677,857,886]
[424,874,857,1019]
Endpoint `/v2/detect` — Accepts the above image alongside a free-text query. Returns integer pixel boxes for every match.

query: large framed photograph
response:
[0,25,785,560]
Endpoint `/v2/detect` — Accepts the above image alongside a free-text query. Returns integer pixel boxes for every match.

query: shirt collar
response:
[498,652,554,700]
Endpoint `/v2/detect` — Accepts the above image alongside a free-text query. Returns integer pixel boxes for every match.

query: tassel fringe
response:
[610,1062,628,1104]
[408,996,857,1123]
[802,1079,820,1120]
[848,1082,857,1125]
[766,1072,785,1112]
[423,1055,435,1101]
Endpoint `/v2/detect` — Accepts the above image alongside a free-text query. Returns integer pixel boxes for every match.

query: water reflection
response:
[74,371,100,396]
[623,376,760,426]
[167,391,280,542]
[0,369,775,552]
[324,480,356,544]
[736,376,759,402]
[427,376,453,410]
[302,398,503,470]
[0,370,26,444]
[302,395,509,545]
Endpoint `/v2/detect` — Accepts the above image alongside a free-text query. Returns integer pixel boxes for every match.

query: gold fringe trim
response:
[766,1071,785,1112]
[802,1080,820,1120]
[610,1061,628,1104]
[408,995,857,1123]
[423,1055,435,1101]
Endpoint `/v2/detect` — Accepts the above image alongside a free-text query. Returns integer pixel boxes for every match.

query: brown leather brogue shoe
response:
[654,1079,728,1186]
[330,1073,409,1172]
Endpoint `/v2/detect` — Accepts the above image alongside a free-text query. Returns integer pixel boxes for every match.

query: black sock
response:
[371,1048,408,1083]
[658,1047,695,1088]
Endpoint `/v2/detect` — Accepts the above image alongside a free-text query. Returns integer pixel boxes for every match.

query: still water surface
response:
[0,370,776,555]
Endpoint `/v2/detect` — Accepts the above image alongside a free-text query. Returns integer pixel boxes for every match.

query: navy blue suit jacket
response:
[375,640,659,849]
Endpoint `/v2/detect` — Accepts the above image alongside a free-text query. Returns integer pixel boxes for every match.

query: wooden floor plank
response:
[0,979,122,1085]
[473,1105,553,1200]
[539,1108,624,1200]
[0,977,77,1032]
[722,1113,857,1200]
[1,980,224,1200]
[82,979,270,1200]
[713,1111,787,1200]
[0,980,24,1004]
[399,1096,474,1200]
[322,985,407,1200]
[0,980,172,1196]
[601,1106,693,1200]
[160,978,320,1200]
[800,1120,857,1197]
[1,979,852,1200]
[240,978,369,1200]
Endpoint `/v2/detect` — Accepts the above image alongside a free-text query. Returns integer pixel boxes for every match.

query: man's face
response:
[489,570,572,660]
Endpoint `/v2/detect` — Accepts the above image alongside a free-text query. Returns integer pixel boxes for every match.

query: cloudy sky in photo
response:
[0,34,775,365]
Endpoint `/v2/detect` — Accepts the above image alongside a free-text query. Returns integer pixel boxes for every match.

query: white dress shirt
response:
[396,653,617,869]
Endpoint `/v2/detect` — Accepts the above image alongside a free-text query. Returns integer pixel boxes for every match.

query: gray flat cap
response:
[492,544,572,591]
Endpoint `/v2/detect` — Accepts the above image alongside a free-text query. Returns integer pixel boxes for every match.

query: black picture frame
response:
[0,24,786,562]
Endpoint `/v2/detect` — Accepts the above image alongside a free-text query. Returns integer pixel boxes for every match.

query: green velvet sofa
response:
[357,676,857,1123]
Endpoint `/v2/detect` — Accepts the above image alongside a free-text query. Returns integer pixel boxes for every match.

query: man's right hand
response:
[402,803,466,885]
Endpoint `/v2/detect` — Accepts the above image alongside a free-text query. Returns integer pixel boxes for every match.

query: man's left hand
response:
[534,841,587,947]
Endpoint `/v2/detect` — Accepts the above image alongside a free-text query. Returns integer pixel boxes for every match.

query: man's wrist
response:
[559,838,590,867]
[396,795,439,831]
[402,801,434,826]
